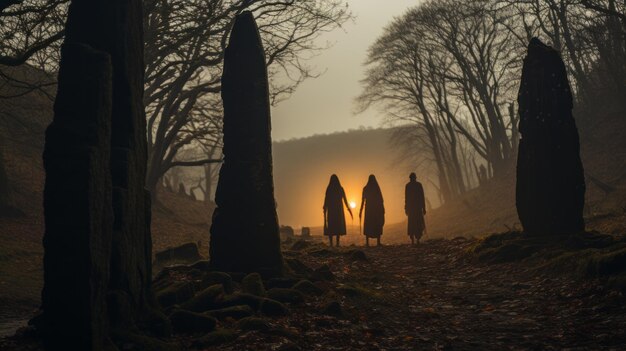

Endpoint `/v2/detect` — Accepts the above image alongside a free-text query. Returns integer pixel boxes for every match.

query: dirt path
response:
[2,238,625,350]
[219,238,626,350]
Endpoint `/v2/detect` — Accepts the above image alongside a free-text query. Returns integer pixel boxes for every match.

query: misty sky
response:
[271,0,418,141]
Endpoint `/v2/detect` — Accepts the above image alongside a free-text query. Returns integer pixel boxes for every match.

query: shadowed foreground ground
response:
[2,238,626,349]
[259,239,625,350]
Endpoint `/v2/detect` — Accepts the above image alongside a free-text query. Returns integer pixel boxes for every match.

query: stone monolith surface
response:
[516,38,586,235]
[209,11,283,277]
[42,42,113,350]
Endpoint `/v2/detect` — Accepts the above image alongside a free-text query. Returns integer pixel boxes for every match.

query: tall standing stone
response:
[210,11,283,277]
[42,43,113,350]
[41,0,161,347]
[62,0,155,328]
[516,38,586,235]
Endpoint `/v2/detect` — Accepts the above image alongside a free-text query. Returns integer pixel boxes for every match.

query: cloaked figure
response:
[359,174,385,246]
[323,174,353,247]
[405,172,426,245]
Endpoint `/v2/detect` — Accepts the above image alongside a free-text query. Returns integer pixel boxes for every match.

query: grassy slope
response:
[0,66,214,313]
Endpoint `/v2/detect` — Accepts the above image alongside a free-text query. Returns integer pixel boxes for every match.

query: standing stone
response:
[516,38,586,235]
[62,0,156,329]
[41,1,162,348]
[42,43,113,350]
[210,12,283,277]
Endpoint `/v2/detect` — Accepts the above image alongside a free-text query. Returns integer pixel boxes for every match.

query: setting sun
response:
[349,201,356,209]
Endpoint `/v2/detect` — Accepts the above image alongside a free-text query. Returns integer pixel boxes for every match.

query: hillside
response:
[0,67,214,327]
[273,128,436,229]
[274,109,626,244]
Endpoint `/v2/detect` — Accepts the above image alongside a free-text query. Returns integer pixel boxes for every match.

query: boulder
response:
[241,273,266,296]
[259,298,289,317]
[180,284,224,312]
[196,271,234,294]
[312,264,335,281]
[292,280,323,296]
[156,281,195,308]
[206,305,254,320]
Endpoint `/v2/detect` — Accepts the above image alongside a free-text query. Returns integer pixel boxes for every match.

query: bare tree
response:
[358,0,518,202]
[2,0,352,200]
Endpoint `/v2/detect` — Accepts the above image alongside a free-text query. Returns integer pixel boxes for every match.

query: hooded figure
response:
[323,174,352,247]
[359,175,385,246]
[405,172,426,244]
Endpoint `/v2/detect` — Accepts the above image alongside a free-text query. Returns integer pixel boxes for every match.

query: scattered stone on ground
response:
[3,237,626,350]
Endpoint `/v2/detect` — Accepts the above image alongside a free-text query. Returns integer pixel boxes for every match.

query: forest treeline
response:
[358,0,626,204]
[0,0,352,205]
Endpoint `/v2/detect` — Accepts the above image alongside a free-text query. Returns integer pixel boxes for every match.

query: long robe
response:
[405,180,425,238]
[324,185,348,236]
[360,182,385,238]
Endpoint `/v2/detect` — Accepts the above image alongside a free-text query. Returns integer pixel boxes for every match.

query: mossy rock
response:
[266,288,305,304]
[156,281,195,308]
[241,273,266,296]
[196,271,234,294]
[312,264,335,281]
[259,298,289,317]
[284,258,314,276]
[206,305,254,320]
[321,301,342,317]
[237,317,271,331]
[292,280,323,296]
[180,284,224,312]
[193,329,238,348]
[218,293,263,310]
[111,330,180,351]
[169,310,217,333]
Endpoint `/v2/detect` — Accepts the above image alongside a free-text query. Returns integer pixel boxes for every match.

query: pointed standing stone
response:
[516,38,586,235]
[42,42,113,350]
[62,0,156,329]
[210,11,283,277]
[42,0,163,347]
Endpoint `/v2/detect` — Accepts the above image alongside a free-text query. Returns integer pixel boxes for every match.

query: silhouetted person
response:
[405,173,426,245]
[359,174,385,246]
[323,174,353,247]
